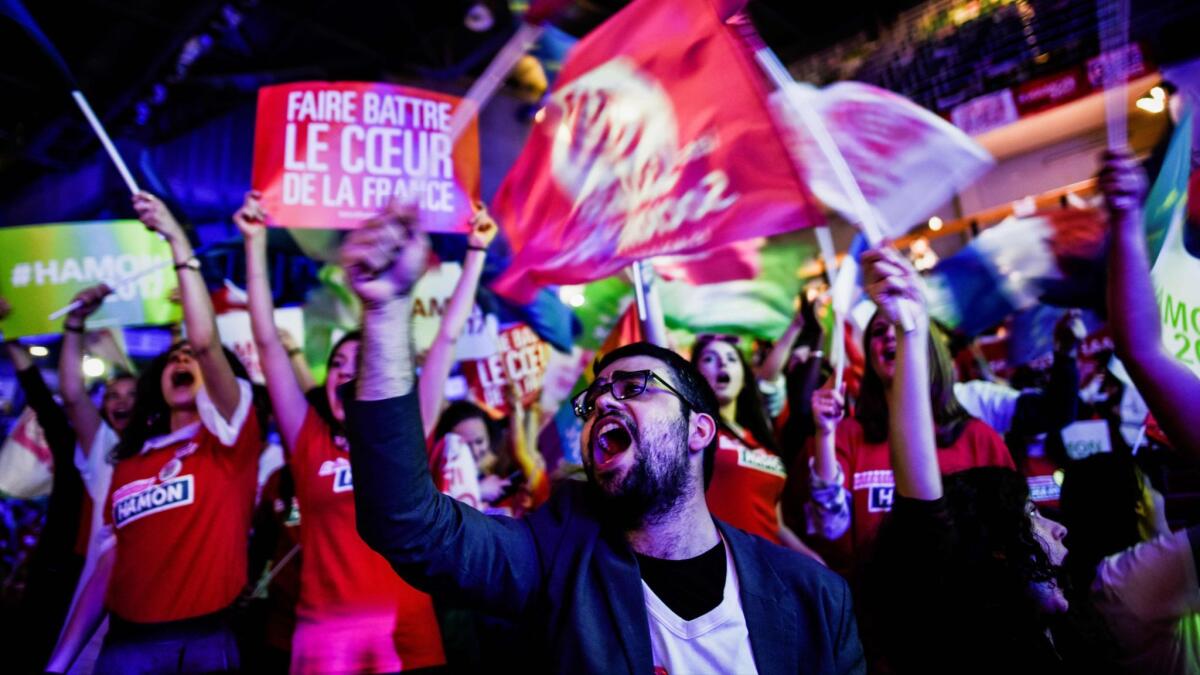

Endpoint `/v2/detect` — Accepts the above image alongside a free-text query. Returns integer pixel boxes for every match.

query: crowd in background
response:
[0,144,1193,675]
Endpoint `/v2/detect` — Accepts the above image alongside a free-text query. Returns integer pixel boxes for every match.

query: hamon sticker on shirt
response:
[112,475,196,528]
[318,457,354,493]
[853,469,897,513]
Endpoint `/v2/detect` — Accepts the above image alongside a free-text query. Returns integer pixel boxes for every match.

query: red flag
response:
[595,303,645,366]
[490,0,822,302]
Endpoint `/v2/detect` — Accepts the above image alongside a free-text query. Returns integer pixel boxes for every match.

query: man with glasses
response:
[338,210,864,674]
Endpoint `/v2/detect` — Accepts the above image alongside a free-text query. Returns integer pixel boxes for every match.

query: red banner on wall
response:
[462,324,551,416]
[251,81,481,231]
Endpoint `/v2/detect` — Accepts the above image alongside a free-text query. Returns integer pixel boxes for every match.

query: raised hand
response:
[863,248,926,329]
[1098,148,1148,217]
[467,202,499,250]
[340,204,430,307]
[131,191,186,243]
[811,380,845,436]
[66,284,113,326]
[233,190,268,242]
[1053,309,1086,355]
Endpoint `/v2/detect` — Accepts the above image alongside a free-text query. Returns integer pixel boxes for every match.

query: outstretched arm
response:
[864,249,940,500]
[341,207,543,615]
[133,192,241,420]
[419,205,497,431]
[759,296,811,383]
[236,191,309,450]
[46,542,114,673]
[1102,150,1200,456]
[58,285,111,452]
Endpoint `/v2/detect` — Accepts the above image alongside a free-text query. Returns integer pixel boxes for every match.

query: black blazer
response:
[346,392,865,674]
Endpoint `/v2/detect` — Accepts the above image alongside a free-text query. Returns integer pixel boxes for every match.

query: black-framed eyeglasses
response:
[572,370,692,419]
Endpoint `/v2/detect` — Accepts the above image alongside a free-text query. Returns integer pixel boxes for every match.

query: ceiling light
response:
[29,345,49,357]
[928,216,944,232]
[465,2,494,32]
[1136,97,1165,114]
[82,356,107,378]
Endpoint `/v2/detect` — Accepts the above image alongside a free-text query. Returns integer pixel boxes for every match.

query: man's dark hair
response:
[593,342,721,487]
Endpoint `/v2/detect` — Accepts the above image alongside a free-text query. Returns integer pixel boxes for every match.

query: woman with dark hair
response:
[48,192,263,674]
[691,334,818,557]
[236,191,448,673]
[805,303,1013,571]
[858,247,1094,673]
[1060,444,1199,675]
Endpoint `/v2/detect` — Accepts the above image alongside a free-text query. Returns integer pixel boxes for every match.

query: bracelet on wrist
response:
[287,348,303,357]
[174,257,201,272]
[466,244,489,252]
[64,322,85,334]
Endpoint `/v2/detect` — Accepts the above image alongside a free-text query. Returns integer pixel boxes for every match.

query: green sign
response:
[0,220,181,338]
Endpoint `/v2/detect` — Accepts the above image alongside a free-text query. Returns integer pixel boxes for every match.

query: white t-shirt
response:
[642,542,759,675]
[1092,528,1200,674]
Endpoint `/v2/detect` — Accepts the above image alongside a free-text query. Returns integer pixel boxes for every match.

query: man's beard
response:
[584,413,693,531]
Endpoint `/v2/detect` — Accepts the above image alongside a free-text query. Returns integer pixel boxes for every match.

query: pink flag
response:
[490,0,822,302]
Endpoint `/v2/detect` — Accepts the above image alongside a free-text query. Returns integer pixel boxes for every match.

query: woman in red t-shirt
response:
[48,192,263,674]
[691,334,820,560]
[807,309,1014,573]
[235,192,487,673]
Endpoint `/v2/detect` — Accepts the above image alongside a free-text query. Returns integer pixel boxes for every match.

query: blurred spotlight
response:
[1136,86,1166,114]
[83,356,107,378]
[928,216,944,232]
[29,345,49,358]
[465,2,494,32]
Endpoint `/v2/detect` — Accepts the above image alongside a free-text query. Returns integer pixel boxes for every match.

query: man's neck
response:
[625,492,720,560]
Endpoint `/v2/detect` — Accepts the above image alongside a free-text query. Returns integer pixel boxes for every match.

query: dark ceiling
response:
[0,0,924,199]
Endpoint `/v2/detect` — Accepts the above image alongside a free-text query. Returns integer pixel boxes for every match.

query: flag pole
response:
[752,45,916,336]
[1096,0,1131,151]
[47,258,172,320]
[448,22,545,143]
[71,91,140,195]
[813,226,847,390]
[630,260,648,321]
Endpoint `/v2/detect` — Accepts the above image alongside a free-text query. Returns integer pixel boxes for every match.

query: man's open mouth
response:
[591,416,634,470]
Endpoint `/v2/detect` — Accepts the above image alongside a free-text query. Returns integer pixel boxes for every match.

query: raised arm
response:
[46,542,114,674]
[419,204,497,431]
[236,191,309,450]
[1009,312,1081,437]
[1102,149,1200,456]
[759,298,810,383]
[506,383,549,506]
[58,284,111,451]
[341,206,542,614]
[133,192,241,420]
[806,379,851,540]
[864,249,940,500]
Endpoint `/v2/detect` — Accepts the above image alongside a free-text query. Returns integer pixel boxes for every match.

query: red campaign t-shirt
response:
[289,408,445,674]
[835,417,1015,557]
[103,380,262,623]
[706,428,786,544]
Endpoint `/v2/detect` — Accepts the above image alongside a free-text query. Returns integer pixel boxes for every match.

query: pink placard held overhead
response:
[251,81,481,231]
